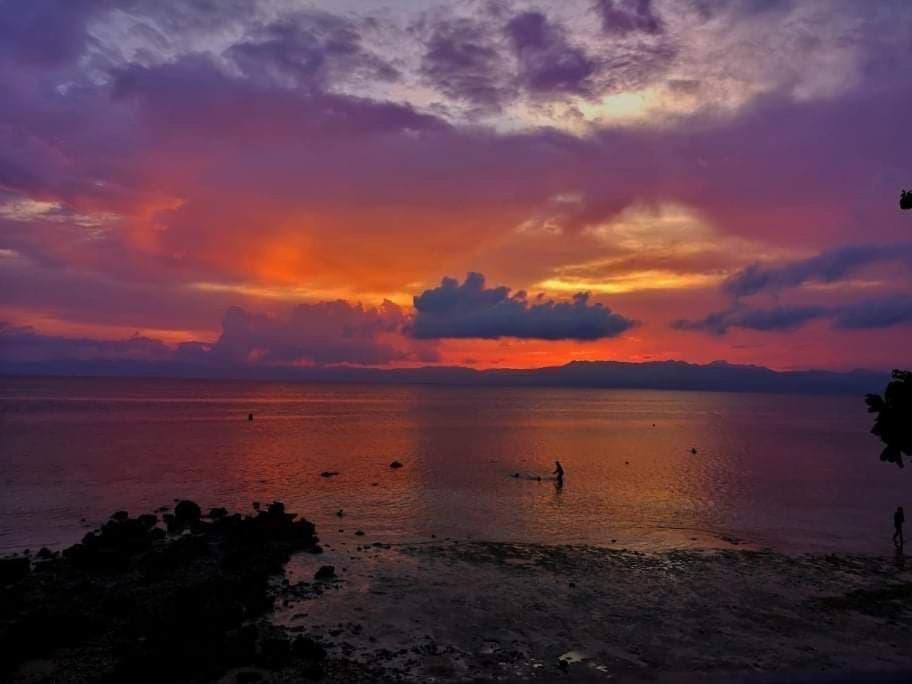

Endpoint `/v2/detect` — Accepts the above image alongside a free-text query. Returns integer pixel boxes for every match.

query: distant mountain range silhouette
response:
[0,358,888,395]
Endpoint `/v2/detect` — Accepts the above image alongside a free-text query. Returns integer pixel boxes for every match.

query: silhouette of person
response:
[553,460,564,483]
[893,506,905,549]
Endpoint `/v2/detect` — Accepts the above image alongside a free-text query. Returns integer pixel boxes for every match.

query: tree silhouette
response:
[866,370,912,468]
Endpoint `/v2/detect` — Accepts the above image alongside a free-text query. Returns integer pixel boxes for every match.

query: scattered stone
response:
[314,565,336,581]
[320,471,339,478]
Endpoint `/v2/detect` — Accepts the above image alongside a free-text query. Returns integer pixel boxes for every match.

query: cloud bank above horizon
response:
[1,0,911,372]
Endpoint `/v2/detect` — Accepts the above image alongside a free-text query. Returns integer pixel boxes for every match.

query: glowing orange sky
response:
[1,0,911,373]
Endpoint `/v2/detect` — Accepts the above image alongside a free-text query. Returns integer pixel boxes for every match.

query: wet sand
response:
[276,538,912,682]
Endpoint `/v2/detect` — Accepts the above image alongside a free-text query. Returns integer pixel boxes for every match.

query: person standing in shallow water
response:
[894,506,905,549]
[553,460,564,483]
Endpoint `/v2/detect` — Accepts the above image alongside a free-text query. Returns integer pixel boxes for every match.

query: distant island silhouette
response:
[0,358,887,395]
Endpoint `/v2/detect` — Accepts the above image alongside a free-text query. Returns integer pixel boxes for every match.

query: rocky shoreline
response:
[0,501,376,682]
[3,503,912,682]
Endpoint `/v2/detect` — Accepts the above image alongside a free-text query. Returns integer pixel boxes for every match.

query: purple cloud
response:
[505,11,596,95]
[595,0,663,35]
[724,243,912,299]
[672,305,830,335]
[411,272,635,340]
[209,301,434,366]
[420,17,509,109]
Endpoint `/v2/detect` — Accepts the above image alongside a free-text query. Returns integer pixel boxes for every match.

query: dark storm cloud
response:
[208,301,431,366]
[505,11,596,95]
[674,295,912,336]
[831,295,912,330]
[0,0,108,68]
[0,300,439,367]
[419,17,510,109]
[672,305,829,335]
[594,0,663,35]
[724,244,912,299]
[411,273,635,340]
[0,322,172,363]
[226,11,398,90]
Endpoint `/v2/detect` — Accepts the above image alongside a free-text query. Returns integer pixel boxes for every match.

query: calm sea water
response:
[0,377,904,554]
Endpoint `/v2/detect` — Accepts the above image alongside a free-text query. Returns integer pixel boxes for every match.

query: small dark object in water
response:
[336,509,344,517]
[901,189,912,210]
[690,447,698,455]
[625,461,629,465]
[389,460,403,469]
[512,472,520,478]
[314,565,336,580]
[320,471,339,478]
[252,501,261,511]
[248,413,254,421]
[355,530,365,536]
[371,482,379,486]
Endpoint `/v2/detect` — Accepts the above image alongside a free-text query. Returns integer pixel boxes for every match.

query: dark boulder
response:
[174,500,202,526]
[314,565,336,581]
[0,557,30,585]
[137,513,158,529]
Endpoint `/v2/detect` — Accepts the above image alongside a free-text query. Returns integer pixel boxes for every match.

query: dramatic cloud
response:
[674,297,912,336]
[0,322,173,363]
[595,0,663,35]
[208,301,434,366]
[831,295,912,331]
[724,244,912,299]
[419,16,509,109]
[505,11,596,95]
[411,273,635,340]
[1,1,911,372]
[672,305,829,336]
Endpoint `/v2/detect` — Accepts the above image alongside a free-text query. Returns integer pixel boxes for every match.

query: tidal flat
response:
[3,502,912,682]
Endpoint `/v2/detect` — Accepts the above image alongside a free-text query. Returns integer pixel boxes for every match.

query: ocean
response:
[0,376,903,553]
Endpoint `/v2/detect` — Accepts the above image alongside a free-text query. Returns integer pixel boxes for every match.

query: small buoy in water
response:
[690,447,698,455]
[248,413,253,421]
[901,189,912,210]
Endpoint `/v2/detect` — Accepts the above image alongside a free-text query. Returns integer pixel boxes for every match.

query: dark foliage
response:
[865,370,912,467]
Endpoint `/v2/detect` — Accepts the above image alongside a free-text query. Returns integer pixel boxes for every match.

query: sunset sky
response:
[1,0,911,372]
